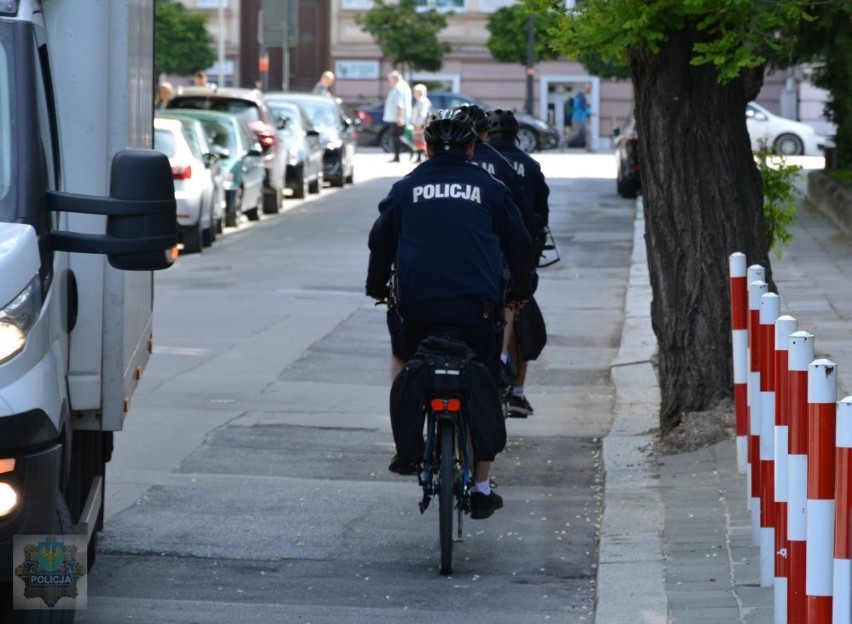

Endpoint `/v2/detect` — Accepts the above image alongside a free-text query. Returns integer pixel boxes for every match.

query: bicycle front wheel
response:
[438,419,454,575]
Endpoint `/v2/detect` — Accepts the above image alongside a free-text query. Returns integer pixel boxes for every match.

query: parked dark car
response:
[265,92,357,188]
[613,112,640,199]
[354,91,559,154]
[267,100,325,198]
[158,109,266,226]
[166,86,288,216]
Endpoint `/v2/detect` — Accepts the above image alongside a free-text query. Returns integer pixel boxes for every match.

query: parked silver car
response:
[153,115,225,253]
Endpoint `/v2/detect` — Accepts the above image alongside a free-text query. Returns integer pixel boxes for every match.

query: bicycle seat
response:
[424,325,469,346]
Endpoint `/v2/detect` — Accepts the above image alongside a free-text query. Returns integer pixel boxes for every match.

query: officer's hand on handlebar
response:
[366,283,390,301]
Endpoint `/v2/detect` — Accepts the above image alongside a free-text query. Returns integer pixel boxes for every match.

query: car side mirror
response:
[202,152,219,167]
[47,149,177,271]
[211,145,230,160]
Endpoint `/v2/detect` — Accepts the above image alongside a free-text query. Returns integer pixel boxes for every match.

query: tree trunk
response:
[628,28,774,433]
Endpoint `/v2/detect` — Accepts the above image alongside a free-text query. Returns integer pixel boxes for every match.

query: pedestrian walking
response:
[312,71,335,97]
[410,84,431,162]
[570,82,593,151]
[383,70,413,162]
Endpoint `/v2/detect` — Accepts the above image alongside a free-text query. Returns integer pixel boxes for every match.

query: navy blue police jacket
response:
[469,140,538,245]
[366,149,533,310]
[488,138,550,231]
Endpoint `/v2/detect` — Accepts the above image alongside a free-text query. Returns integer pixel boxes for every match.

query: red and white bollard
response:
[730,252,749,474]
[834,397,852,624]
[749,275,768,540]
[807,359,837,623]
[760,292,781,587]
[787,330,813,624]
[774,315,797,623]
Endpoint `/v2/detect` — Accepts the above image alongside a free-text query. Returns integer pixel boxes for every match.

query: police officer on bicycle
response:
[486,109,551,418]
[365,109,534,519]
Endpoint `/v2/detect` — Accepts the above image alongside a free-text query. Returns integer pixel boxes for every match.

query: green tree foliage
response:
[485,5,560,66]
[790,2,852,169]
[526,0,809,431]
[486,4,628,79]
[754,148,801,256]
[155,0,215,78]
[355,0,451,75]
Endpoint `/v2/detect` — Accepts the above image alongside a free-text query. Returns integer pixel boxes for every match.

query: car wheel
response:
[182,218,203,254]
[292,166,308,199]
[246,195,262,222]
[309,172,322,194]
[262,186,281,214]
[225,187,241,228]
[517,128,538,153]
[773,133,804,156]
[202,221,215,247]
[379,129,394,153]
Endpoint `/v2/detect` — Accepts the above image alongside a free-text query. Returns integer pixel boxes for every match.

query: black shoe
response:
[470,491,503,519]
[390,157,400,163]
[388,454,419,475]
[506,394,533,418]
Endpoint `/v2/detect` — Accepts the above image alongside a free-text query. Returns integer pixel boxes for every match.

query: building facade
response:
[180,0,830,149]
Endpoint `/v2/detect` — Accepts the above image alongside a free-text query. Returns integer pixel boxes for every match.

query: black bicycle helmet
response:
[423,109,477,151]
[486,108,519,138]
[453,104,489,135]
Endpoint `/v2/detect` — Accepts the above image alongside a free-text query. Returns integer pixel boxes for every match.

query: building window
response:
[341,0,375,8]
[416,0,466,11]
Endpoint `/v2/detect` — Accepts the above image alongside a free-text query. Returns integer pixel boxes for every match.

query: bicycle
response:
[413,333,476,576]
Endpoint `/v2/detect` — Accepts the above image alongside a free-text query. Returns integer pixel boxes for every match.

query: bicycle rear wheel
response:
[438,419,454,575]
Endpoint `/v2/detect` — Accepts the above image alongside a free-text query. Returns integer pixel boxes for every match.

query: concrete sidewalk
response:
[597,185,852,623]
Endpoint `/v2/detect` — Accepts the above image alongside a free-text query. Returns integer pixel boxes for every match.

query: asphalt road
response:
[74,149,635,623]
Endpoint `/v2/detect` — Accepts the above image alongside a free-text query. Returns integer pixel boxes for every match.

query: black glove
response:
[366,283,390,300]
[507,285,532,305]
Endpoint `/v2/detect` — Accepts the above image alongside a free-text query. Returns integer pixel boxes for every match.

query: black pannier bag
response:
[389,336,506,467]
[514,296,547,361]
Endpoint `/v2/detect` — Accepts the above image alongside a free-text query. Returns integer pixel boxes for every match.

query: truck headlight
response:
[0,482,18,516]
[0,275,42,365]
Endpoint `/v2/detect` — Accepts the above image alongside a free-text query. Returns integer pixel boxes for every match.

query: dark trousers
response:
[391,124,413,160]
[389,298,503,385]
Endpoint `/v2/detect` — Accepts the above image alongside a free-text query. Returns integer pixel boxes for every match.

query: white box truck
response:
[0,0,176,618]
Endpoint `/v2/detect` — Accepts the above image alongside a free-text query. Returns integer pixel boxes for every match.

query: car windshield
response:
[170,97,261,124]
[269,104,304,133]
[201,120,237,153]
[0,42,10,209]
[0,21,41,225]
[154,129,178,157]
[288,100,337,128]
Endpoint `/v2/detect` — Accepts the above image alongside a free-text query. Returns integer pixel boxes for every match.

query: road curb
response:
[595,198,668,623]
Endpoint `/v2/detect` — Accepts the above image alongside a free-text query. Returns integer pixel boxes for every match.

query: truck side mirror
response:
[48,149,178,270]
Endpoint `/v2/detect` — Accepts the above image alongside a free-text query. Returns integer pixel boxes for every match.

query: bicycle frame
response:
[419,401,473,522]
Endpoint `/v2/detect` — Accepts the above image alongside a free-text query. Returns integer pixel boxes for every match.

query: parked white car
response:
[154,116,222,254]
[746,102,831,156]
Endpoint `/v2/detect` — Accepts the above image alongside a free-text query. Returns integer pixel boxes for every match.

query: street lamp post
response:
[525,14,534,115]
[217,0,225,87]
